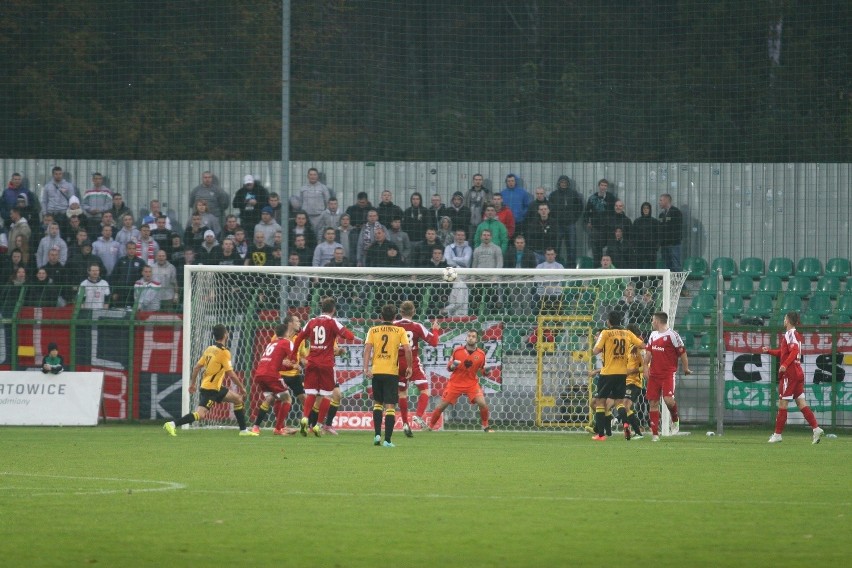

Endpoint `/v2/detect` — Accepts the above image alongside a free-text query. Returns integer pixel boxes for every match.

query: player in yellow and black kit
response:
[619,324,646,440]
[591,311,645,441]
[163,324,256,436]
[363,304,412,447]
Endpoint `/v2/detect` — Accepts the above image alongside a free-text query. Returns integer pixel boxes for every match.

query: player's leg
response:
[428,394,454,430]
[273,391,294,434]
[322,387,342,434]
[371,375,385,445]
[472,391,492,432]
[165,402,209,435]
[224,389,255,435]
[592,377,611,439]
[252,392,275,433]
[398,380,410,426]
[646,379,662,439]
[413,381,430,426]
[770,371,794,442]
[791,371,822,443]
[301,366,319,435]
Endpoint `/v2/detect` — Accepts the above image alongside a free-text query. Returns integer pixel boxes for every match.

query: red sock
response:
[415,391,429,417]
[317,397,331,424]
[479,405,489,428]
[429,407,444,429]
[274,400,292,430]
[303,394,317,419]
[398,394,409,424]
[800,406,818,429]
[668,401,679,422]
[650,410,660,435]
[774,408,788,434]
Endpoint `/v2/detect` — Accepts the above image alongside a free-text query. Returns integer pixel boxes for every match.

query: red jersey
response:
[645,328,686,378]
[294,314,355,367]
[255,337,295,378]
[447,345,486,388]
[766,328,803,369]
[393,318,440,376]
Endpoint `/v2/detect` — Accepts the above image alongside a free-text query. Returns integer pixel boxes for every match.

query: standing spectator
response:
[376,190,404,228]
[254,206,282,247]
[465,173,491,238]
[472,230,503,269]
[325,245,352,267]
[356,209,385,266]
[26,268,59,307]
[335,214,357,262]
[365,226,398,268]
[92,224,122,276]
[197,230,222,265]
[107,193,132,226]
[219,214,240,241]
[41,166,78,219]
[427,194,449,231]
[402,192,429,245]
[313,197,341,241]
[291,168,332,230]
[231,228,248,261]
[289,211,316,251]
[134,265,162,311]
[217,236,243,266]
[524,187,550,225]
[436,216,454,247]
[443,229,472,269]
[245,232,275,267]
[606,227,633,269]
[111,241,147,308]
[66,240,106,299]
[15,191,41,238]
[193,199,221,236]
[36,222,68,267]
[425,245,448,269]
[81,172,112,231]
[608,200,632,238]
[491,194,516,238]
[631,202,659,269]
[150,215,176,256]
[412,228,443,268]
[66,228,90,262]
[500,173,531,225]
[445,192,471,236]
[141,199,180,232]
[183,212,210,252]
[266,193,284,225]
[474,205,509,254]
[345,191,373,230]
[386,217,411,262]
[115,214,141,249]
[231,174,268,236]
[549,175,584,268]
[2,173,24,226]
[583,178,617,266]
[151,249,178,310]
[504,234,538,269]
[61,210,87,248]
[42,247,69,305]
[8,208,31,253]
[313,227,340,267]
[523,203,557,262]
[80,265,110,309]
[657,193,684,272]
[189,171,229,228]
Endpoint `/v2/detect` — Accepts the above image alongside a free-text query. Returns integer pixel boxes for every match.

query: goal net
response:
[181,266,688,433]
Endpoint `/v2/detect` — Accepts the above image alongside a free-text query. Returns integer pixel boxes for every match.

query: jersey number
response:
[313,326,326,345]
[613,339,626,356]
[380,334,389,354]
[406,331,414,346]
[262,343,276,357]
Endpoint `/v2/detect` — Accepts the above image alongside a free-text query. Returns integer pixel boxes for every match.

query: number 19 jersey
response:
[295,314,355,368]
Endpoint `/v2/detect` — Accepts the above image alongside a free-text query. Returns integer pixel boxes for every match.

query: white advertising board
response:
[0,372,104,426]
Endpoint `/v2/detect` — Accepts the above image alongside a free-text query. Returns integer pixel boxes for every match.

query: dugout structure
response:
[181,266,687,433]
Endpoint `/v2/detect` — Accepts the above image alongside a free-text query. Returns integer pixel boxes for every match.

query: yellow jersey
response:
[365,324,409,375]
[626,345,644,388]
[273,334,308,377]
[196,343,233,390]
[594,328,644,375]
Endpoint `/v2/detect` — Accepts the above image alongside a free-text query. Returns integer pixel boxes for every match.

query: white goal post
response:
[181,266,688,433]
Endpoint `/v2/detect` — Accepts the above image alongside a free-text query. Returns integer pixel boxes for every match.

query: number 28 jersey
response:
[593,329,644,375]
[295,314,355,367]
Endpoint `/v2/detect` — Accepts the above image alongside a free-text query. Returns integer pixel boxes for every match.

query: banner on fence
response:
[0,371,104,426]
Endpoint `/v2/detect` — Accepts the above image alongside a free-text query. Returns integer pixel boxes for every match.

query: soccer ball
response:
[442,267,458,282]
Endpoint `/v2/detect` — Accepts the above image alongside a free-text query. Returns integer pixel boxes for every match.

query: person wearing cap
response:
[81,172,113,229]
[231,174,268,236]
[189,171,230,229]
[197,229,223,265]
[62,195,88,237]
[41,166,78,219]
[446,191,471,237]
[41,343,65,375]
[254,205,281,246]
[291,167,332,230]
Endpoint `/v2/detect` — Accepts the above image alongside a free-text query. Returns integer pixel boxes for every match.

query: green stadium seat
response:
[800,312,822,326]
[699,276,719,294]
[722,295,744,317]
[827,313,852,325]
[710,257,737,279]
[785,275,813,298]
[757,275,784,299]
[816,275,842,299]
[825,257,851,281]
[576,256,595,269]
[683,256,708,281]
[679,331,696,350]
[837,294,852,317]
[796,257,823,280]
[681,312,707,333]
[689,293,716,316]
[744,293,775,319]
[777,294,803,313]
[695,334,713,355]
[806,292,833,319]
[768,313,787,328]
[728,274,754,298]
[739,257,765,280]
[767,257,794,280]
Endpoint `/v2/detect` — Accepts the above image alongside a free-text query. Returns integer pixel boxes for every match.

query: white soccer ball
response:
[442,266,458,282]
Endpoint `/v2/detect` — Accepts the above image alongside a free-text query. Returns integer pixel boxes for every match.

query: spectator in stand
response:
[219,214,240,241]
[383,243,406,268]
[549,175,584,268]
[491,193,516,239]
[140,199,180,232]
[335,214,357,262]
[111,241,147,308]
[291,168,332,230]
[197,230,222,265]
[535,247,565,314]
[26,267,58,307]
[472,229,503,269]
[608,200,632,238]
[66,227,89,258]
[245,232,275,267]
[289,211,316,251]
[286,253,310,307]
[444,229,472,269]
[1,249,29,284]
[133,265,162,311]
[345,191,373,230]
[658,193,684,272]
[96,211,117,237]
[192,198,221,236]
[189,171,229,228]
[115,213,141,249]
[14,234,33,266]
[151,249,178,311]
[504,234,538,269]
[632,202,659,270]
[524,203,558,264]
[66,240,106,299]
[136,224,160,265]
[427,193,449,231]
[357,209,385,267]
[615,283,646,326]
[231,228,248,261]
[500,173,531,226]
[231,174,268,236]
[183,212,210,252]
[403,192,429,246]
[217,236,242,266]
[583,178,617,266]
[266,193,284,225]
[314,197,341,241]
[525,187,550,225]
[446,192,471,236]
[60,196,87,237]
[15,190,41,239]
[62,213,86,250]
[41,343,64,375]
[377,190,404,228]
[107,193,131,227]
[41,166,78,219]
[2,173,32,226]
[413,228,443,268]
[36,222,68,268]
[426,245,448,269]
[386,217,411,262]
[365,226,398,268]
[325,245,352,268]
[92,225,121,276]
[173,245,198,291]
[254,206,281,248]
[465,173,491,238]
[80,265,110,310]
[313,227,340,267]
[81,172,112,232]
[606,227,633,269]
[150,215,175,255]
[436,216,454,247]
[474,204,509,254]
[41,248,68,305]
[8,266,28,289]
[8,208,32,253]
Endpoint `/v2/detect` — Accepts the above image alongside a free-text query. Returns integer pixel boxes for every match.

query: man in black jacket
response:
[549,175,584,267]
[658,193,683,272]
[504,234,538,269]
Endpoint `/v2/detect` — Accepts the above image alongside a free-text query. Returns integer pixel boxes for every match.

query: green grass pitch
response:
[1,426,849,567]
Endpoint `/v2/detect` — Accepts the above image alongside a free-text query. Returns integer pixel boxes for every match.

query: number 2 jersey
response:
[294,314,355,368]
[593,328,644,375]
[645,328,687,378]
[393,318,440,380]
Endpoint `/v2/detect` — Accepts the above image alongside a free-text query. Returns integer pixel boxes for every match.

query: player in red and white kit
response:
[762,311,824,444]
[394,300,441,437]
[250,323,298,435]
[293,297,357,436]
[643,311,692,441]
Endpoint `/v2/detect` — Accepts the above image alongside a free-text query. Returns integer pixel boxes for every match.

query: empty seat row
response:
[695,274,846,299]
[687,290,852,322]
[684,256,851,281]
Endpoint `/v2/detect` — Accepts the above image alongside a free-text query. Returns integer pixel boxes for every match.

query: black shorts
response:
[284,375,305,397]
[624,384,643,403]
[372,373,399,405]
[594,374,626,400]
[199,387,229,408]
